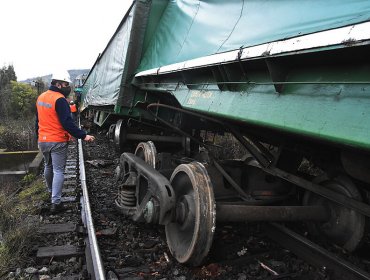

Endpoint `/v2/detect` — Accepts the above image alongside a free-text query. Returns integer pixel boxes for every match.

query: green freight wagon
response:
[82,0,370,266]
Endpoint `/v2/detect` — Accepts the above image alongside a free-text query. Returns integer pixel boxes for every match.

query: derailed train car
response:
[81,0,370,265]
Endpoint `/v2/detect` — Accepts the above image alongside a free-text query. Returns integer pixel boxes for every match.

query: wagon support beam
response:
[216,204,329,222]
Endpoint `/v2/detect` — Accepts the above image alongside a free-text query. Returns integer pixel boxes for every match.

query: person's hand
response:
[84,135,95,142]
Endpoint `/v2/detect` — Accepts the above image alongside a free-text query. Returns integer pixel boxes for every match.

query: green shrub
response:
[9,81,38,119]
[0,178,47,276]
[0,119,37,151]
[21,174,36,186]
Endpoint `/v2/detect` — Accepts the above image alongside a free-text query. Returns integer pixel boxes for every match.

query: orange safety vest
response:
[36,90,70,142]
[70,104,77,113]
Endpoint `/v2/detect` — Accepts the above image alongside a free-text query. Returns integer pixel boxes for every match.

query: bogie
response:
[113,138,369,265]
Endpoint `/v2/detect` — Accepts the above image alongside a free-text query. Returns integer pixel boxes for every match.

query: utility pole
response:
[32,80,41,95]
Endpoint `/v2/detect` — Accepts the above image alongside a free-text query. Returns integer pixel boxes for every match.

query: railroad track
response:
[34,132,370,280]
[78,138,106,279]
[34,140,106,280]
[265,223,370,280]
[81,133,370,280]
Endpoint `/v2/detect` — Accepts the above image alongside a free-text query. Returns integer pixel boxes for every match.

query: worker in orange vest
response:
[36,71,95,214]
[69,100,78,123]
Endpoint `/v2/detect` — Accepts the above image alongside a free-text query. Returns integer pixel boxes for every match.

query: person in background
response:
[35,71,95,214]
[69,100,77,123]
[74,88,82,107]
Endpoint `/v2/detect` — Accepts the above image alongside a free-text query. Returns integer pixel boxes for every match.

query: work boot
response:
[50,203,65,214]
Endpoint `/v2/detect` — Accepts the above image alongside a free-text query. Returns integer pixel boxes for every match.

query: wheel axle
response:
[216,204,330,222]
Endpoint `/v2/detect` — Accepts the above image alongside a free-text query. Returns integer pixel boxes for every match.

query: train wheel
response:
[134,141,157,168]
[114,119,127,152]
[303,175,365,252]
[165,162,216,266]
[107,123,116,140]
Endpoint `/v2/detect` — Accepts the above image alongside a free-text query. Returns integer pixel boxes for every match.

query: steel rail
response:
[265,223,370,280]
[78,139,106,280]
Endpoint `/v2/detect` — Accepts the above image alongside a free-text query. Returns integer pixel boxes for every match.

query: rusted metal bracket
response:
[115,153,176,225]
[263,166,370,218]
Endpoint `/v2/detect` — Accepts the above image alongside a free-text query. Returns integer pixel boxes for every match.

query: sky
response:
[0,0,133,81]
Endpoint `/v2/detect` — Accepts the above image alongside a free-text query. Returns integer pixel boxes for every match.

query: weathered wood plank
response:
[39,223,76,234]
[0,171,27,175]
[63,180,76,186]
[37,245,83,258]
[56,275,82,280]
[62,188,76,194]
[61,196,77,203]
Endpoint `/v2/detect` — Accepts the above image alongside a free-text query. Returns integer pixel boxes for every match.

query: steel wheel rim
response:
[165,162,216,266]
[303,175,365,252]
[114,119,126,152]
[134,141,157,168]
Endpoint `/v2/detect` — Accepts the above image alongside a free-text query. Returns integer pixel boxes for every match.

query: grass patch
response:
[0,177,48,276]
[18,178,49,208]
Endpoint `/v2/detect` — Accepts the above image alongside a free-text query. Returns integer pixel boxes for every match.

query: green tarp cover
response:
[81,7,134,109]
[138,0,370,72]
